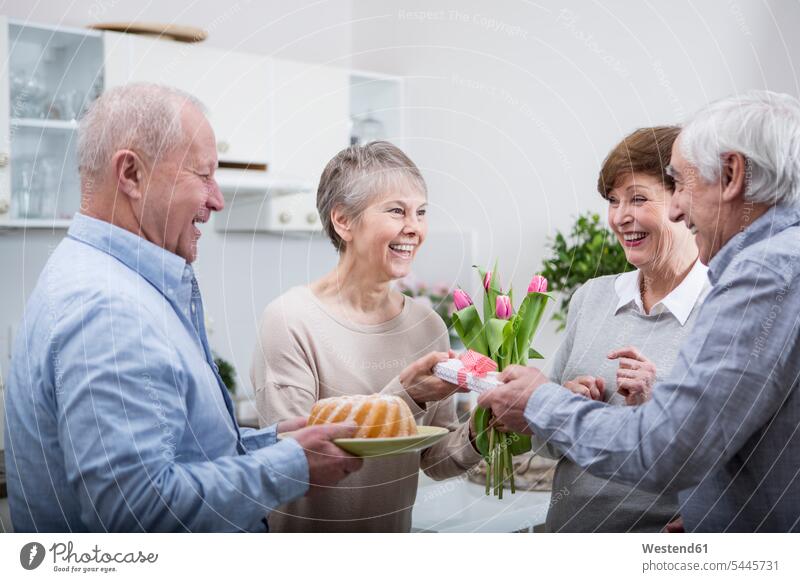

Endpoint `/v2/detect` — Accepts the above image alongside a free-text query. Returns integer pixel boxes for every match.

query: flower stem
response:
[496,437,503,499]
[504,438,515,494]
[486,426,495,496]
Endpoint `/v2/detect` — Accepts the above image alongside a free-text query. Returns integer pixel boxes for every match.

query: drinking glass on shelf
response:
[9,72,31,117]
[9,70,49,119]
[14,161,40,219]
[56,90,85,121]
[36,157,59,218]
[26,70,51,119]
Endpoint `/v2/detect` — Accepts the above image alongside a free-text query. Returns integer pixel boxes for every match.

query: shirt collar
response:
[614,259,710,326]
[708,203,800,285]
[67,213,191,299]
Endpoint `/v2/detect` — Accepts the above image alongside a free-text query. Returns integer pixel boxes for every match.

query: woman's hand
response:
[608,346,657,405]
[277,416,308,434]
[400,350,466,406]
[563,376,605,401]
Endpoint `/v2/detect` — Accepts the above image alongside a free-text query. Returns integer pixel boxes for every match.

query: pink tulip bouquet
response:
[451,263,551,498]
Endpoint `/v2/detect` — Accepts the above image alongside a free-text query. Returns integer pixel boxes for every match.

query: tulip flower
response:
[453,288,473,311]
[495,295,512,319]
[483,271,492,291]
[527,274,548,294]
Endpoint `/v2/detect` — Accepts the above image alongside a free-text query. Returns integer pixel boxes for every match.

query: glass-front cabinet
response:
[0,17,104,227]
[0,17,404,232]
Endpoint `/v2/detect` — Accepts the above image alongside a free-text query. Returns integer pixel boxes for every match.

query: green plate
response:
[279,425,450,458]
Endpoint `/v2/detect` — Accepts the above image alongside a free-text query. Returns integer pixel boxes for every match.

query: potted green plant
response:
[540,212,630,329]
[213,352,237,396]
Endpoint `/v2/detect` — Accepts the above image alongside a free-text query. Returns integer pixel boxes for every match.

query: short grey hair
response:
[316,141,427,252]
[77,83,205,179]
[679,90,800,205]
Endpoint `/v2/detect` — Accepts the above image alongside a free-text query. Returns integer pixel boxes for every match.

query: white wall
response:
[2,0,800,421]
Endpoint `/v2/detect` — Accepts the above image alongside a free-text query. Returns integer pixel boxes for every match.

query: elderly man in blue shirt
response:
[3,83,362,532]
[481,90,800,532]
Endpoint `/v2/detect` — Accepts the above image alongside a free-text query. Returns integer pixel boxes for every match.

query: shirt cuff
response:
[240,424,277,451]
[524,381,572,439]
[250,436,310,506]
[381,375,427,418]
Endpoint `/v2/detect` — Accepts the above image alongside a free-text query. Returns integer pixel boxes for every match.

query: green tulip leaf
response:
[451,305,489,356]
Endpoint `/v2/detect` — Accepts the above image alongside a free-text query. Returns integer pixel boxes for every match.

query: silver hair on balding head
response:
[679,90,800,206]
[316,141,427,252]
[77,83,206,179]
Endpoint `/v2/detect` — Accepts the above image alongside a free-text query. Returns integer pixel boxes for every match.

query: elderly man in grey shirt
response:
[480,90,800,532]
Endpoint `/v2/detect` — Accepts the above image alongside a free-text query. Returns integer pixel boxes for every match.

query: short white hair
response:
[77,83,205,179]
[316,141,427,252]
[679,90,800,206]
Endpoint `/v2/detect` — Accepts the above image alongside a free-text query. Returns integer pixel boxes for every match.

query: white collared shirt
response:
[614,259,711,326]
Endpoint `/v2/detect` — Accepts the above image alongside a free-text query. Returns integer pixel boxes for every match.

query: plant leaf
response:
[451,305,489,355]
[515,292,551,363]
[485,318,510,361]
[539,211,631,326]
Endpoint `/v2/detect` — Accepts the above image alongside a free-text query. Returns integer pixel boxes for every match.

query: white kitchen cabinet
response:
[0,19,103,228]
[101,31,131,90]
[104,32,273,166]
[271,58,349,181]
[216,66,406,235]
[0,16,10,219]
[350,71,404,147]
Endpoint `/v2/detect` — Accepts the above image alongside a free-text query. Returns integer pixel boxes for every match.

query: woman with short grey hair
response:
[251,141,482,532]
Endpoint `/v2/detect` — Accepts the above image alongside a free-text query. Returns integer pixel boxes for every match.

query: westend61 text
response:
[642,543,708,554]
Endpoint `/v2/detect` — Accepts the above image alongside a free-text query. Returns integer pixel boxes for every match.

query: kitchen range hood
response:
[214,167,320,233]
[215,167,312,199]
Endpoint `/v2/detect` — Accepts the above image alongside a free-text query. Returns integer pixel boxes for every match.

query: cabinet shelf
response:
[10,118,79,130]
[0,217,72,230]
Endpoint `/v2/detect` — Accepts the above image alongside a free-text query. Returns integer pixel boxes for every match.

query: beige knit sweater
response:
[250,286,482,532]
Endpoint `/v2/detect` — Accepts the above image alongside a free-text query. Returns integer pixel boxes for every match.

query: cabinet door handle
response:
[0,199,9,214]
[0,152,9,167]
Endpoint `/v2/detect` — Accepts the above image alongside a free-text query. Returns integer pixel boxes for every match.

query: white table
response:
[412,472,551,532]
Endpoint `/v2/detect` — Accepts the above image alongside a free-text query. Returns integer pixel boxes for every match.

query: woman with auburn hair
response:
[535,126,710,532]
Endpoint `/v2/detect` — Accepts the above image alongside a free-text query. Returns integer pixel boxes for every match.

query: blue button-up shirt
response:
[526,203,800,532]
[3,213,309,532]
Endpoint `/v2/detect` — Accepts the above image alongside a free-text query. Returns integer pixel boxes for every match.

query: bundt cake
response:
[308,394,418,438]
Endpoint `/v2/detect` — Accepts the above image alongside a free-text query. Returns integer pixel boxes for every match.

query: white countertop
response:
[412,471,551,533]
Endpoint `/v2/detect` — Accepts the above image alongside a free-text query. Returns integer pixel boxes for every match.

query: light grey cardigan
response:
[535,267,709,532]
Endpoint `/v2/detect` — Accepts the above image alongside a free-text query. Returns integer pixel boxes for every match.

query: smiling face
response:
[607,172,695,270]
[666,138,728,264]
[343,184,428,281]
[141,104,223,263]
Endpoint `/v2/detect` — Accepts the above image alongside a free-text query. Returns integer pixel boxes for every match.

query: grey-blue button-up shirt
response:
[526,203,800,532]
[4,213,309,532]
